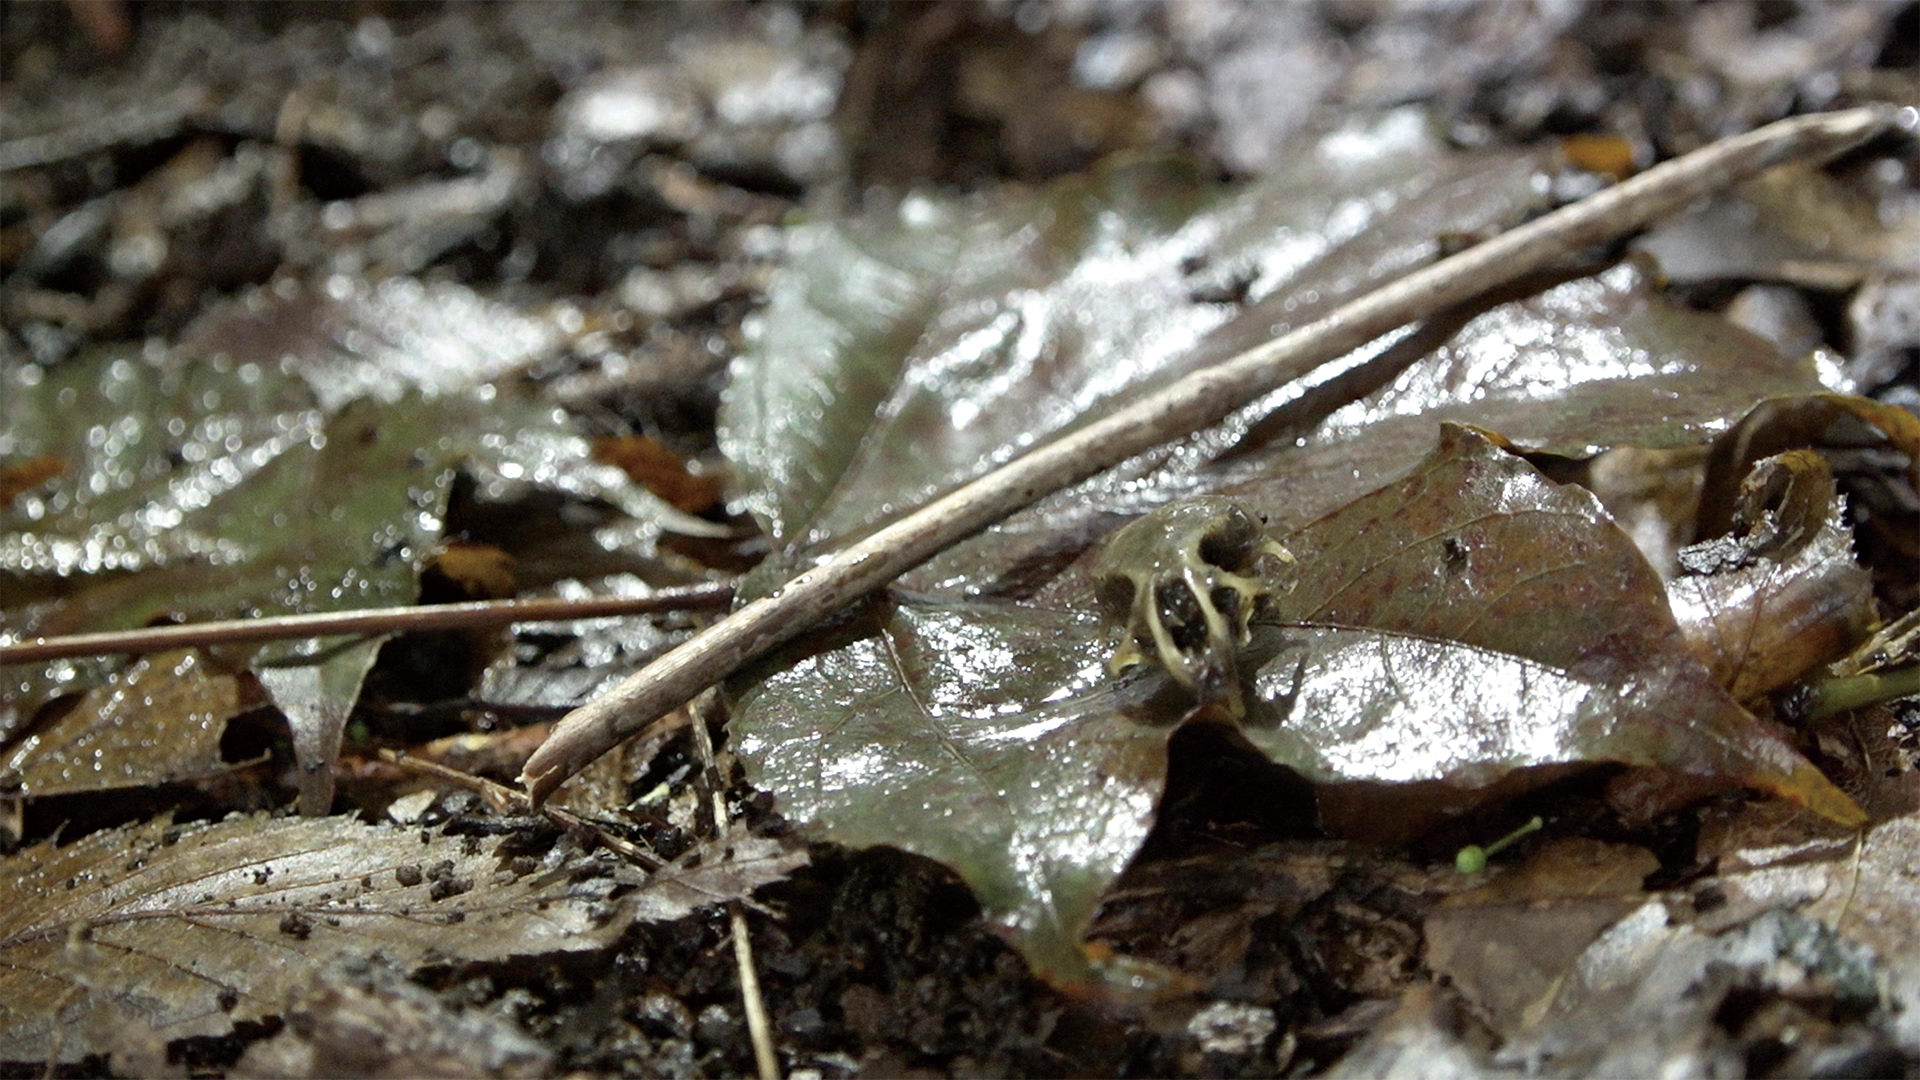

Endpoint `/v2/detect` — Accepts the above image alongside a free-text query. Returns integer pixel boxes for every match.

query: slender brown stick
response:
[521,106,1903,804]
[0,585,734,665]
[689,694,783,1080]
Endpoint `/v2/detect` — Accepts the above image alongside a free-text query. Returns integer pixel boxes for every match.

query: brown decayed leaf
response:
[1252,426,1863,825]
[0,812,801,1063]
[1698,393,1920,539]
[1425,838,1658,1035]
[0,649,241,797]
[0,456,64,509]
[1668,451,1877,701]
[1560,134,1637,181]
[593,435,722,516]
[425,540,519,601]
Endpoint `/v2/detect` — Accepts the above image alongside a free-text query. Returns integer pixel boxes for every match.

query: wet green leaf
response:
[725,117,1557,553]
[913,258,1830,598]
[732,600,1162,982]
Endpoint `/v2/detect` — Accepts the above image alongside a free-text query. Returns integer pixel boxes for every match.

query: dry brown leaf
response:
[0,455,64,509]
[1669,451,1878,701]
[593,435,722,516]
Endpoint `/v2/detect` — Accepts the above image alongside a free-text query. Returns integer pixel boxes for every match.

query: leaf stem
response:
[520,106,1907,804]
[0,585,735,665]
[1803,665,1920,721]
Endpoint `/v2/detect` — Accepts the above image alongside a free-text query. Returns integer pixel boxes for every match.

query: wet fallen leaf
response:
[1197,261,1831,541]
[916,259,1829,600]
[178,277,565,413]
[1698,393,1920,537]
[1778,814,1920,1054]
[1243,426,1862,825]
[1424,838,1658,1035]
[0,811,802,1063]
[0,649,242,797]
[593,435,723,516]
[722,118,1558,556]
[723,125,1866,984]
[1668,451,1878,701]
[1637,161,1920,290]
[732,599,1163,984]
[0,813,622,1062]
[2,278,701,811]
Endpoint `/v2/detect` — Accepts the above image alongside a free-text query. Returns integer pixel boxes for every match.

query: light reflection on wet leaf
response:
[732,601,1161,983]
[0,650,239,797]
[722,125,1867,986]
[1,278,690,805]
[1247,426,1860,824]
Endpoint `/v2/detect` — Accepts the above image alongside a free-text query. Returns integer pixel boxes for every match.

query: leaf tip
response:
[1762,762,1868,828]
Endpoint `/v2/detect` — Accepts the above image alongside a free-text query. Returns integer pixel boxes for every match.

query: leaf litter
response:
[723,122,1890,985]
[2,2,1916,1073]
[0,810,802,1062]
[2,277,702,811]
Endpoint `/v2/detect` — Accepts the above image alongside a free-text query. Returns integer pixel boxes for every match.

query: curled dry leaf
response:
[1697,394,1920,612]
[1668,450,1877,701]
[0,812,802,1063]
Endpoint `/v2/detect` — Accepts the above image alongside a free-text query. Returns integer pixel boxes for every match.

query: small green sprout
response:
[1454,815,1544,874]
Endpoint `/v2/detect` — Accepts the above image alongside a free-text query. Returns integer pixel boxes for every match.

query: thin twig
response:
[731,903,782,1080]
[688,693,782,1080]
[377,748,674,869]
[521,106,1904,804]
[0,585,735,665]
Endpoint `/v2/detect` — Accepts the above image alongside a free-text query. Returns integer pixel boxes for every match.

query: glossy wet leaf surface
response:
[1244,427,1857,820]
[724,131,1871,984]
[0,650,239,797]
[723,117,1557,553]
[733,600,1163,982]
[3,2,1914,1074]
[2,278,689,806]
[914,256,1832,599]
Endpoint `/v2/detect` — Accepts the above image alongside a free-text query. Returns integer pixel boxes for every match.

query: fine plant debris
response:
[2,2,1918,1077]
